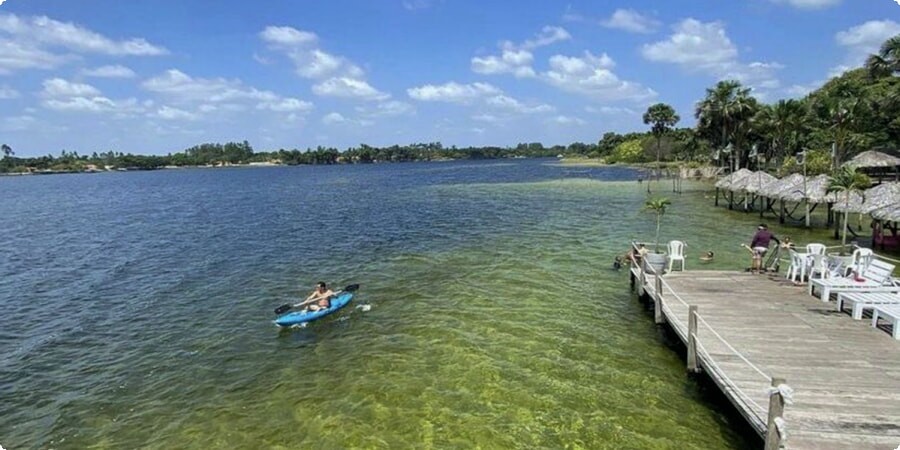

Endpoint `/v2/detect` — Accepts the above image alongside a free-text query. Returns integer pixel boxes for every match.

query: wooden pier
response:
[631,263,900,449]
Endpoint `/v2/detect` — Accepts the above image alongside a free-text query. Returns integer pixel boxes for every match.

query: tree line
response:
[3,35,899,175]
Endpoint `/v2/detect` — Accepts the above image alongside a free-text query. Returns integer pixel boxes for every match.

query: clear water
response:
[0,159,814,449]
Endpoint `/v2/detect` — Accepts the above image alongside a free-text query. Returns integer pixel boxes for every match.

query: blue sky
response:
[1,0,898,156]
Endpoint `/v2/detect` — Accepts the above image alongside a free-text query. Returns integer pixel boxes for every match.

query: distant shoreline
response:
[0,161,285,176]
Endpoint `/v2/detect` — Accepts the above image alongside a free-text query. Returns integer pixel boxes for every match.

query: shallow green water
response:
[2,160,848,449]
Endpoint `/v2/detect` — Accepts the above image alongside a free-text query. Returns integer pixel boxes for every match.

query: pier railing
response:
[629,241,789,450]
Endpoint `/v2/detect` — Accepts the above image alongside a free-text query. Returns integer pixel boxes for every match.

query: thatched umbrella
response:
[714,168,754,210]
[714,168,754,190]
[761,173,804,199]
[831,182,900,213]
[843,150,900,169]
[779,174,830,203]
[742,171,778,194]
[871,203,900,222]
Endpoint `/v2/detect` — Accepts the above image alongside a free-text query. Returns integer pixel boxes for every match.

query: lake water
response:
[1,158,816,449]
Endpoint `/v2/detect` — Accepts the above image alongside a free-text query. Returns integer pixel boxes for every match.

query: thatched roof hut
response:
[829,191,866,212]
[871,203,900,222]
[760,173,803,199]
[833,182,900,213]
[779,174,830,203]
[715,168,754,190]
[843,151,900,169]
[740,171,779,194]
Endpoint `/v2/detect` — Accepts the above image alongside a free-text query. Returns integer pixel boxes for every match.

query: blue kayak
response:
[274,292,354,327]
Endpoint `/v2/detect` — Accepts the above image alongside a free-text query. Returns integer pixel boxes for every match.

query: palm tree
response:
[865,34,900,79]
[642,103,680,193]
[695,80,754,171]
[825,98,861,169]
[757,99,807,168]
[645,197,672,253]
[1,144,12,159]
[827,167,871,255]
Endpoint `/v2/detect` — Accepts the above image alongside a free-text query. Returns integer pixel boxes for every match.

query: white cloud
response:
[257,98,314,112]
[407,81,501,103]
[770,0,841,9]
[322,112,346,124]
[355,100,414,117]
[484,95,554,114]
[143,69,278,103]
[82,64,135,78]
[587,105,637,115]
[471,26,570,78]
[41,78,101,98]
[292,49,363,79]
[312,77,389,100]
[471,49,536,77]
[0,13,167,56]
[259,25,388,101]
[835,20,900,65]
[260,26,318,47]
[0,13,164,74]
[0,40,70,74]
[642,19,782,94]
[642,19,737,68]
[601,9,661,34]
[44,96,118,113]
[549,115,586,125]
[156,105,199,121]
[542,51,657,102]
[519,26,571,50]
[0,85,19,99]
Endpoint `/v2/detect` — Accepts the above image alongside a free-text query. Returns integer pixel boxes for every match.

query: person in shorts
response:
[749,224,780,273]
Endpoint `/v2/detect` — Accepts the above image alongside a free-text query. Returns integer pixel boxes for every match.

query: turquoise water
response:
[0,159,823,449]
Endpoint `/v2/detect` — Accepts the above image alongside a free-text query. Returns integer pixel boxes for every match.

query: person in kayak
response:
[300,281,334,311]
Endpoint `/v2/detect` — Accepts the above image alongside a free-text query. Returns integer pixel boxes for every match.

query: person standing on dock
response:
[749,224,780,273]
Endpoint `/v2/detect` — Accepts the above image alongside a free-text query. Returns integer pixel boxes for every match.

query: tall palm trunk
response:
[842,192,850,254]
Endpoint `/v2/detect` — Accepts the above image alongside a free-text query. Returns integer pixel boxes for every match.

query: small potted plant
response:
[644,197,672,274]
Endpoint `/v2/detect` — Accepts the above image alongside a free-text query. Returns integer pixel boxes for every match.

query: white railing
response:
[630,243,788,448]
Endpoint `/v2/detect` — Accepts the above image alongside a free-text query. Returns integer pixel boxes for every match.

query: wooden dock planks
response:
[635,268,900,449]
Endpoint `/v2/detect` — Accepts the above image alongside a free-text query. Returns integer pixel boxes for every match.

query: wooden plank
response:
[634,267,900,450]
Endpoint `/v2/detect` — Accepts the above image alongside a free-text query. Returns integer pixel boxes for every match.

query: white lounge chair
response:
[809,259,899,302]
[667,240,685,272]
[835,292,900,320]
[871,304,900,339]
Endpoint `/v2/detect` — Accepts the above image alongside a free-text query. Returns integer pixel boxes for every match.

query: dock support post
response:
[765,377,787,450]
[638,260,646,297]
[714,187,719,206]
[654,274,664,324]
[687,305,699,373]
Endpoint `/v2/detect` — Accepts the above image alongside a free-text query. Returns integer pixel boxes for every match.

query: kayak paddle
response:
[274,283,360,315]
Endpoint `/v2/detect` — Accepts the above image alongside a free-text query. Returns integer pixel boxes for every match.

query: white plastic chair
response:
[849,247,874,276]
[667,240,686,272]
[786,249,806,283]
[809,254,844,282]
[806,243,826,256]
